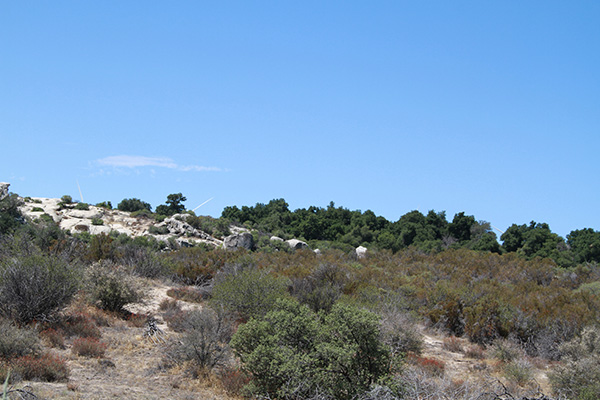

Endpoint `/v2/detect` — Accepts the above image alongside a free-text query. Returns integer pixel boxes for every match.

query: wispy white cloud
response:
[96,155,222,172]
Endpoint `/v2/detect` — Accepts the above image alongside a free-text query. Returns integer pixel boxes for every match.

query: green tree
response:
[155,193,186,216]
[449,212,476,243]
[501,221,572,266]
[117,198,152,213]
[501,223,528,252]
[567,228,600,264]
[0,194,23,234]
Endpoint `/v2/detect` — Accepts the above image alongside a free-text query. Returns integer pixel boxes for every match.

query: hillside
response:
[1,186,599,399]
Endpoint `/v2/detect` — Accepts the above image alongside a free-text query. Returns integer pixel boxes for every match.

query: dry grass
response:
[19,279,240,400]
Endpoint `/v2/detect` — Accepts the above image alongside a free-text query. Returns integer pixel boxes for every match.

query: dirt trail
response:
[26,281,232,400]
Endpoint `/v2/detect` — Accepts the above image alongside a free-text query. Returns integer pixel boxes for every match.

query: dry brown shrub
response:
[72,337,107,358]
[442,335,463,353]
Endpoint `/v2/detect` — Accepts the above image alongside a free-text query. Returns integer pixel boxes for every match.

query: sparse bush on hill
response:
[86,261,144,312]
[118,244,169,278]
[290,262,346,313]
[163,247,244,285]
[210,265,289,322]
[75,202,89,210]
[170,307,233,374]
[95,201,112,209]
[550,326,600,400]
[0,253,80,323]
[71,337,107,358]
[0,318,40,359]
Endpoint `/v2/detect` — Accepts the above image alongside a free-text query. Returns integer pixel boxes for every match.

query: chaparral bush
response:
[0,318,40,359]
[0,254,80,323]
[71,337,107,358]
[230,298,392,400]
[550,326,600,400]
[210,266,289,322]
[86,261,144,313]
[171,307,233,373]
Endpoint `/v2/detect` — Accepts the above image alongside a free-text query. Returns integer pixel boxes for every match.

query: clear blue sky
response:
[2,1,599,238]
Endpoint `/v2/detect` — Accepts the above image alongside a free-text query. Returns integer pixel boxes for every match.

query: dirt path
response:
[26,281,233,400]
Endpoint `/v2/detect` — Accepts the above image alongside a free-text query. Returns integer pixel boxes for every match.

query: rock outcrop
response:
[0,182,9,200]
[17,198,223,247]
[156,214,212,240]
[223,232,254,250]
[356,245,368,259]
[286,239,309,250]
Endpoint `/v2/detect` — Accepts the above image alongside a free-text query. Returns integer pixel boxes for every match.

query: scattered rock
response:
[286,239,309,250]
[223,232,254,250]
[270,236,284,242]
[356,246,368,259]
[314,248,322,255]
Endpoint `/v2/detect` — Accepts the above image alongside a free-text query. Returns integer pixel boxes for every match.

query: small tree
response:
[117,198,152,213]
[155,193,187,216]
[0,194,24,234]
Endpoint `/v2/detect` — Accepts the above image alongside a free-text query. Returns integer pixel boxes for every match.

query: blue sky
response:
[1,1,599,238]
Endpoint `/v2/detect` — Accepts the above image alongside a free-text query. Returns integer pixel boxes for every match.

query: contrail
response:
[76,180,84,203]
[491,225,504,235]
[193,197,214,212]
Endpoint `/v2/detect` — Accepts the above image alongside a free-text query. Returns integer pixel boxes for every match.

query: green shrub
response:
[117,198,152,213]
[230,298,391,400]
[31,207,44,212]
[0,318,40,359]
[131,209,153,218]
[36,213,54,224]
[60,195,72,204]
[503,358,533,386]
[210,266,289,321]
[0,194,24,234]
[0,254,80,323]
[75,202,89,210]
[95,201,112,209]
[86,233,115,261]
[86,262,144,312]
[148,225,169,235]
[91,218,103,226]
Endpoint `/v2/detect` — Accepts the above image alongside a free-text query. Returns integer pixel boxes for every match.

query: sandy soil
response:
[20,280,235,400]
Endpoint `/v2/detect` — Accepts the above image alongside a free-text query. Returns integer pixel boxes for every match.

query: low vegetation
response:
[0,190,599,398]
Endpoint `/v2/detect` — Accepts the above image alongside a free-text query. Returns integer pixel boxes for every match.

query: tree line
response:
[222,198,600,268]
